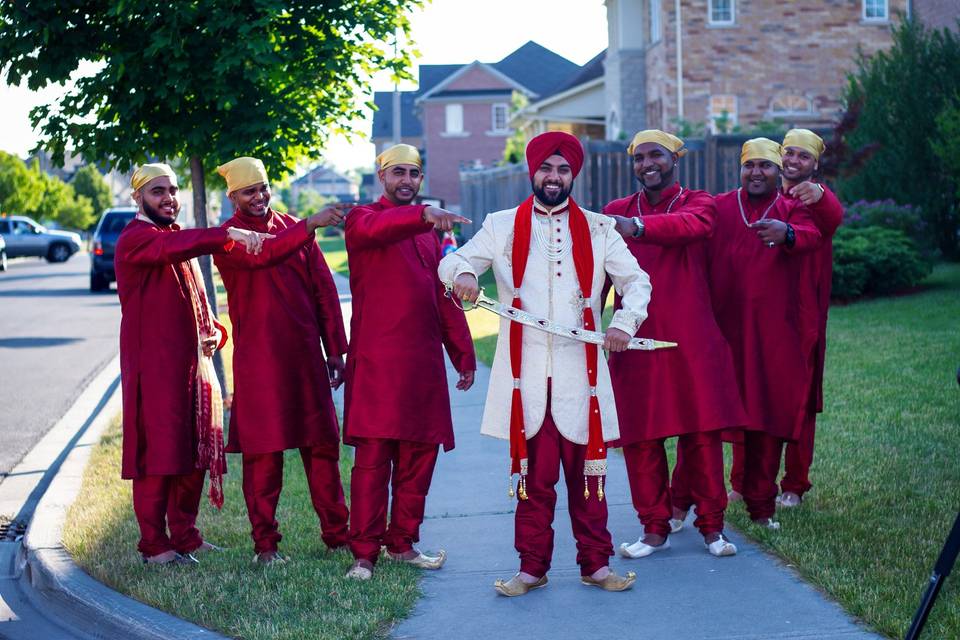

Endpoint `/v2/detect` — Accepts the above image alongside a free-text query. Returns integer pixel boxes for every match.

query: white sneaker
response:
[779,492,802,507]
[345,562,373,580]
[753,518,781,530]
[669,518,685,534]
[619,536,671,559]
[705,535,737,557]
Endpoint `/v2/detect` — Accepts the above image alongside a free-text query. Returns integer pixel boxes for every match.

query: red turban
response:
[525,131,584,179]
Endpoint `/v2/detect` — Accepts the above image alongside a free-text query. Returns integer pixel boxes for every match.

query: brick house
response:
[371,41,582,209]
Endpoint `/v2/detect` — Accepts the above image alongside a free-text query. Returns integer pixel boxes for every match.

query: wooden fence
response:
[459,134,770,238]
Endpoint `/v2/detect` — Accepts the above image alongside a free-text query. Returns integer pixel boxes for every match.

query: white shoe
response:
[619,536,671,559]
[705,535,737,557]
[669,518,685,534]
[345,561,373,580]
[753,518,781,530]
[779,491,802,507]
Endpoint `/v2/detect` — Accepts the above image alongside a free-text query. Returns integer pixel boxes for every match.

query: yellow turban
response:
[131,163,178,191]
[740,138,783,169]
[782,128,825,159]
[217,157,269,194]
[627,130,687,157]
[377,144,422,171]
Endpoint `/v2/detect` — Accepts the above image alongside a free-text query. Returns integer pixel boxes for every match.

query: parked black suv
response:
[90,207,136,291]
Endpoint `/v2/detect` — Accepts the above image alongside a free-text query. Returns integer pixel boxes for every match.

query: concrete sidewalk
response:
[371,298,883,639]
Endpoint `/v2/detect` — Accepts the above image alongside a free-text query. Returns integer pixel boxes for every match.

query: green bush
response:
[832,226,932,299]
[843,199,935,256]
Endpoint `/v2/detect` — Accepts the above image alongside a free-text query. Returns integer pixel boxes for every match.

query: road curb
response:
[18,355,230,640]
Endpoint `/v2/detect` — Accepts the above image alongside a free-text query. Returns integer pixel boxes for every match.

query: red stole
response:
[509,195,606,501]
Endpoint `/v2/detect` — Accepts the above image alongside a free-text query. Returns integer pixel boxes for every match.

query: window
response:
[445,103,464,135]
[708,0,735,26]
[709,95,738,133]
[769,93,814,116]
[863,0,888,21]
[650,0,662,43]
[491,103,509,132]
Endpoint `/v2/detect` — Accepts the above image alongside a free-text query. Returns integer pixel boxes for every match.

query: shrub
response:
[832,226,932,299]
[842,199,934,256]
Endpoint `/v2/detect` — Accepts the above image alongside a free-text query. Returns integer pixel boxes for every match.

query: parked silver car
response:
[0,215,83,263]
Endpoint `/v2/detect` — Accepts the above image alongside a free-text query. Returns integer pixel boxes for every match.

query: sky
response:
[0,0,608,176]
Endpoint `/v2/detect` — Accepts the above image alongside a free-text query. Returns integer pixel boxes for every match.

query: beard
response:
[639,164,675,192]
[532,180,572,207]
[142,200,178,227]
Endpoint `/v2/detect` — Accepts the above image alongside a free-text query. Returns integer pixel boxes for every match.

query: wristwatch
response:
[784,223,796,248]
[631,216,645,238]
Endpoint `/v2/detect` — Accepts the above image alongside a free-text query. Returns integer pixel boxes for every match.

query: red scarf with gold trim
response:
[509,195,606,501]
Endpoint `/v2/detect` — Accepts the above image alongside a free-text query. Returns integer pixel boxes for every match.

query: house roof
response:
[292,165,352,186]
[547,50,606,97]
[492,41,581,99]
[372,41,583,140]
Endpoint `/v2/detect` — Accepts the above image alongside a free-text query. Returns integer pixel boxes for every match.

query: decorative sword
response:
[444,285,678,351]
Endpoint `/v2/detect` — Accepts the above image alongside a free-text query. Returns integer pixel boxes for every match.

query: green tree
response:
[839,18,960,258]
[0,152,42,215]
[932,98,960,200]
[502,92,530,165]
[0,0,421,277]
[71,163,113,220]
[32,172,95,230]
[0,1,421,388]
[295,188,334,216]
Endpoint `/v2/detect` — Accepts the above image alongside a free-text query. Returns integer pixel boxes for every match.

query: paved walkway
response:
[328,270,881,640]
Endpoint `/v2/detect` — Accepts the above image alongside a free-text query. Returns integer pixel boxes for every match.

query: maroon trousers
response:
[516,409,613,578]
[740,431,784,521]
[348,437,440,564]
[241,443,349,554]
[132,470,206,557]
[781,410,816,496]
[630,432,727,537]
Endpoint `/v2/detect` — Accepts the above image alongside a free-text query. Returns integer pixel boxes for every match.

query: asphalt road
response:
[0,254,120,476]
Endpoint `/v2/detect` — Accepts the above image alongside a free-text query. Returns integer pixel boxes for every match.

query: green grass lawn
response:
[317,233,348,277]
[722,263,960,638]
[63,261,421,640]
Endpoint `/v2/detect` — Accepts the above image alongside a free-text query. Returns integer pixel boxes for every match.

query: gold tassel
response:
[583,476,590,500]
[597,476,605,501]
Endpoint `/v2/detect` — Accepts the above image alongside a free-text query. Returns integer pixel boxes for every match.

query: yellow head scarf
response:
[131,163,178,191]
[217,157,269,194]
[782,128,825,159]
[377,144,422,171]
[740,138,783,169]
[627,130,687,157]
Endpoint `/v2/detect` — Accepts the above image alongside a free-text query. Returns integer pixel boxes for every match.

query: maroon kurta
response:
[604,184,748,444]
[116,220,232,479]
[791,185,843,412]
[214,209,348,455]
[343,197,476,451]
[708,190,821,442]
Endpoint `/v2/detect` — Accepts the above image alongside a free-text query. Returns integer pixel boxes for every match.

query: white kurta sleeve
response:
[438,213,499,284]
[604,224,651,336]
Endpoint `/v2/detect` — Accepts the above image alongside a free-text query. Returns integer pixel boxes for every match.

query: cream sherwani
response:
[438,199,651,445]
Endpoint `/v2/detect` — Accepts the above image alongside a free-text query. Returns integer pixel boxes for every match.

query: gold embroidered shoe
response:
[386,548,446,569]
[581,569,636,592]
[494,573,548,597]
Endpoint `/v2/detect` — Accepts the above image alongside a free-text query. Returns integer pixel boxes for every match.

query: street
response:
[0,254,120,476]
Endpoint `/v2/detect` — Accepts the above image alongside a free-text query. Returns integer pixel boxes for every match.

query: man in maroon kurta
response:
[213,157,352,564]
[708,139,821,528]
[117,163,269,564]
[778,130,844,506]
[603,130,747,558]
[342,144,477,580]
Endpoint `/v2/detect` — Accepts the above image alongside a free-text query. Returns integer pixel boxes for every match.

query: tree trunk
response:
[189,155,228,397]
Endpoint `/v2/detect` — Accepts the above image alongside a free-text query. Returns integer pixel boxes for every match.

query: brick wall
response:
[646,0,908,131]
[913,0,960,32]
[422,100,512,208]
